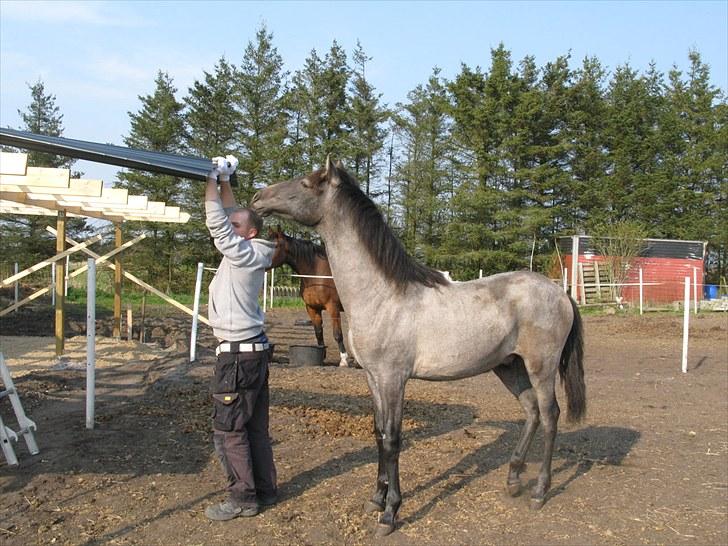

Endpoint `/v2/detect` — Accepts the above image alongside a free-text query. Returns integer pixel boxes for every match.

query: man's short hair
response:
[230,207,263,236]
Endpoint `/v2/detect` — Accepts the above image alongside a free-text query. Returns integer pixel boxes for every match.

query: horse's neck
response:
[318,216,395,310]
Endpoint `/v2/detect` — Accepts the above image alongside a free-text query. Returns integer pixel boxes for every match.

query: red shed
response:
[558,236,707,305]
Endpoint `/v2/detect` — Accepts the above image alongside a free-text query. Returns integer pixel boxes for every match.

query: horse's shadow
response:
[399,421,639,526]
[276,403,640,529]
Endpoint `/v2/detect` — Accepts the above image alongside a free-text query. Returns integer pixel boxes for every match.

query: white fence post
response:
[682,276,690,374]
[51,263,56,306]
[639,268,643,315]
[563,267,568,293]
[13,263,19,312]
[86,258,96,429]
[263,270,268,312]
[269,268,275,309]
[693,267,698,314]
[64,255,70,297]
[479,269,483,279]
[190,262,204,363]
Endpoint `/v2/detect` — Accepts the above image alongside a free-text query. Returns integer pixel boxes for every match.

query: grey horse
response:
[251,157,586,536]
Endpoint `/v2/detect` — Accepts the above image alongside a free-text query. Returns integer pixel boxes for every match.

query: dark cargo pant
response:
[212,350,277,507]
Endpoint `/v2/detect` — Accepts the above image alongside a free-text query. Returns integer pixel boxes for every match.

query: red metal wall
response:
[565,254,705,304]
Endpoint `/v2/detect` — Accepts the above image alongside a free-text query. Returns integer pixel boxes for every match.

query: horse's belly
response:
[411,353,502,381]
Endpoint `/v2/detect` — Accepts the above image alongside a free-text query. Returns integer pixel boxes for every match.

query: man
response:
[204,155,277,521]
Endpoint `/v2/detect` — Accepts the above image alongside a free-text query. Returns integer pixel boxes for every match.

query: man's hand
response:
[208,156,228,182]
[218,155,239,183]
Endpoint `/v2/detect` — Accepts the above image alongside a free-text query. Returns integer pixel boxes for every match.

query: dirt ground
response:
[0,304,726,546]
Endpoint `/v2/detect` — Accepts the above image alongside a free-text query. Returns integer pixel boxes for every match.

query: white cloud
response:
[0,1,151,27]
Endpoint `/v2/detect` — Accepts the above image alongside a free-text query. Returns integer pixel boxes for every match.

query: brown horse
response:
[269,227,351,367]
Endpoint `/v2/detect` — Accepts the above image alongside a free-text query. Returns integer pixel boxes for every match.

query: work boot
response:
[258,493,278,506]
[205,499,259,521]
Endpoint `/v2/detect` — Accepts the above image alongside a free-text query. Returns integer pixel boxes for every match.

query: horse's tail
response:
[559,296,586,423]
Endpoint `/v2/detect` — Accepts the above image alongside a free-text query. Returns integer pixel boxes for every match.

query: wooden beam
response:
[0,234,102,287]
[0,166,70,187]
[0,152,28,175]
[1,178,103,197]
[1,232,147,317]
[50,231,209,325]
[55,211,66,356]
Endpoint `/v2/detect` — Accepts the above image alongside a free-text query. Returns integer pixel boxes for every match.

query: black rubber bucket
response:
[288,345,326,367]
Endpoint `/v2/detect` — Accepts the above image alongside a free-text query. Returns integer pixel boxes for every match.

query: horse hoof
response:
[530,496,545,510]
[507,482,522,497]
[364,500,384,513]
[375,523,395,537]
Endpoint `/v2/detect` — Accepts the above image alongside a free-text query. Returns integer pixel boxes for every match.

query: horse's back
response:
[410,271,572,380]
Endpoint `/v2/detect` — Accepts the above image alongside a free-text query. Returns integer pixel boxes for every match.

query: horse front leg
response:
[365,372,406,536]
[305,305,325,348]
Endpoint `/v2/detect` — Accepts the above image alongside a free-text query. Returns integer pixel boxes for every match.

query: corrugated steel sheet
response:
[0,128,238,185]
[558,236,705,260]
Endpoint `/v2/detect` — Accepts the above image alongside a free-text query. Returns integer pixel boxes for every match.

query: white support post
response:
[570,235,579,300]
[563,268,568,293]
[269,268,275,309]
[51,262,56,306]
[64,255,70,297]
[263,270,268,312]
[693,267,698,314]
[479,269,483,279]
[13,263,18,311]
[190,262,204,363]
[126,307,133,341]
[86,258,96,429]
[682,276,690,374]
[639,268,643,315]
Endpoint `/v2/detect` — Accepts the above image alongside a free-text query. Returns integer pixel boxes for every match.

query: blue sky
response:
[1,0,726,185]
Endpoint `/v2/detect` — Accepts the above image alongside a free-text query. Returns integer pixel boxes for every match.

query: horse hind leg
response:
[329,308,349,367]
[493,358,540,498]
[526,359,561,510]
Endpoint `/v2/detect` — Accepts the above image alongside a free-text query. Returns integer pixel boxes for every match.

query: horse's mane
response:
[285,235,327,271]
[330,167,447,292]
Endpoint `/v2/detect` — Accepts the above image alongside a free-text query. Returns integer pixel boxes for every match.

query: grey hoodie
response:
[205,199,275,342]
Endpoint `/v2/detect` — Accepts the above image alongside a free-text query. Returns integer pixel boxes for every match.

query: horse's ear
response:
[325,154,342,187]
[335,159,344,169]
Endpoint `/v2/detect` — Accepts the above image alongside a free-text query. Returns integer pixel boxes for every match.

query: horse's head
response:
[268,225,290,268]
[251,155,344,227]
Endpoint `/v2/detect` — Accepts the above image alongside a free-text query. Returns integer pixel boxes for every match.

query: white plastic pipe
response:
[639,268,643,315]
[263,270,268,312]
[13,263,18,311]
[270,268,275,309]
[693,267,698,314]
[190,262,204,362]
[86,258,96,429]
[682,276,690,374]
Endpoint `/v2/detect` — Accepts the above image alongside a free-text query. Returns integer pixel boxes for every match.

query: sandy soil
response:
[0,306,726,546]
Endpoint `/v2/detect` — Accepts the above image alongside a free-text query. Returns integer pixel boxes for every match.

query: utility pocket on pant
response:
[212,392,240,432]
[236,354,263,390]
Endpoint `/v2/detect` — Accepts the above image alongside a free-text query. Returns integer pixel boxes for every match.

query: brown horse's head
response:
[268,224,289,269]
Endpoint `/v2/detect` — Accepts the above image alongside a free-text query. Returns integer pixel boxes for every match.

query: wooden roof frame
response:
[0,152,191,224]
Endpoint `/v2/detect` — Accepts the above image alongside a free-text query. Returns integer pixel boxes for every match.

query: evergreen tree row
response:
[3,26,726,291]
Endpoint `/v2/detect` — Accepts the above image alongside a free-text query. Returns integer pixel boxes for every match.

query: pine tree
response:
[116,71,187,291]
[393,69,454,265]
[349,41,389,196]
[1,80,88,265]
[236,24,289,201]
